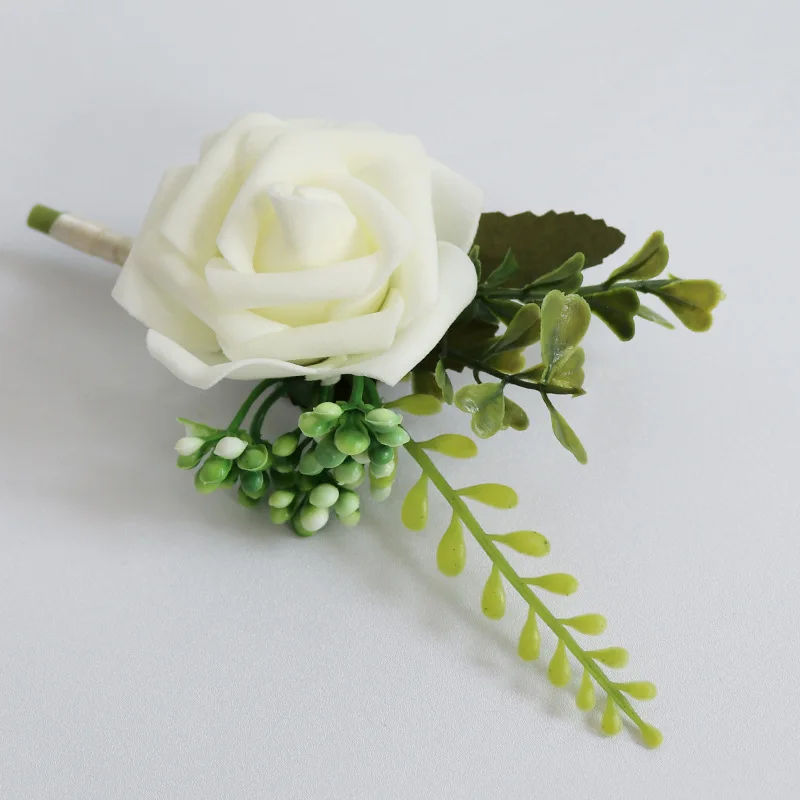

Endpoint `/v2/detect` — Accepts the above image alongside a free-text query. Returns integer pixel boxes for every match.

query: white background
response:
[1,1,798,797]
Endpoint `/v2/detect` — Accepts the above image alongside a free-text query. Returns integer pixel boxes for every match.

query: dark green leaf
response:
[484,249,520,288]
[469,245,481,280]
[545,399,588,464]
[636,304,675,329]
[606,231,669,284]
[484,299,522,324]
[528,252,585,288]
[486,303,542,358]
[475,211,625,287]
[284,377,320,410]
[540,291,592,377]
[655,280,725,332]
[434,360,454,404]
[411,369,444,400]
[586,287,640,341]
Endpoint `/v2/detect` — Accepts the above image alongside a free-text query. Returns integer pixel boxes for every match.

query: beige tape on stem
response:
[48,214,133,266]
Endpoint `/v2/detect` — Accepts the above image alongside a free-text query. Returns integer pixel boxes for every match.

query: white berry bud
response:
[214,436,248,459]
[175,436,205,456]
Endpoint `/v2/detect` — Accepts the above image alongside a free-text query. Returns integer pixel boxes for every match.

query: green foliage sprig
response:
[170,211,724,749]
[413,212,724,462]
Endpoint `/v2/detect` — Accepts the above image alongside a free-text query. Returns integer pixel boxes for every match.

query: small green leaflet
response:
[484,249,520,288]
[540,290,592,380]
[434,360,455,404]
[454,382,506,439]
[606,231,669,284]
[654,280,725,332]
[528,252,585,290]
[543,396,588,464]
[586,287,640,341]
[177,417,219,438]
[636,304,675,329]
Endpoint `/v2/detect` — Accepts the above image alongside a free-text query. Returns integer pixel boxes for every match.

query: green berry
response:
[270,506,293,525]
[309,483,339,508]
[298,451,324,476]
[240,470,267,499]
[272,432,300,457]
[237,487,260,507]
[351,450,371,465]
[332,459,364,486]
[370,460,395,479]
[198,455,232,485]
[370,485,392,503]
[269,490,296,509]
[338,510,361,527]
[237,444,270,472]
[375,426,410,448]
[368,442,394,465]
[177,449,205,470]
[334,418,371,456]
[220,466,240,490]
[298,505,330,533]
[334,490,360,519]
[364,408,403,432]
[313,402,344,421]
[315,435,348,468]
[194,470,220,494]
[298,412,334,438]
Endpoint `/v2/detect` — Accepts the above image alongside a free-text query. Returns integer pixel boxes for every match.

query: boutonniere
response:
[28,113,723,748]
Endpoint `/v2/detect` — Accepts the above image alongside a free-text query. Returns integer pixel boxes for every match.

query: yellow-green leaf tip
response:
[27,204,62,234]
[640,723,664,749]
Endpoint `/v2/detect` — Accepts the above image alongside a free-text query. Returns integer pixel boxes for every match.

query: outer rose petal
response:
[430,159,483,252]
[112,166,217,353]
[145,242,476,389]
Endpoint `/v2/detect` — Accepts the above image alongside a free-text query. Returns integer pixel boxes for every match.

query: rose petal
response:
[355,154,438,326]
[160,114,286,266]
[216,130,351,272]
[145,243,475,389]
[146,329,319,388]
[258,183,360,269]
[430,158,483,252]
[113,166,217,352]
[205,255,381,308]
[218,289,405,362]
[325,242,477,385]
[205,175,412,310]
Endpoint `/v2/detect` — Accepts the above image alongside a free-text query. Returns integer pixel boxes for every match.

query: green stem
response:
[227,379,279,433]
[448,352,582,396]
[404,439,652,739]
[349,375,365,406]
[248,385,287,442]
[481,277,676,303]
[364,378,383,407]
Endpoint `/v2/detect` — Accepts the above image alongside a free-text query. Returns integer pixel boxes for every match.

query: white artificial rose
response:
[112,114,483,389]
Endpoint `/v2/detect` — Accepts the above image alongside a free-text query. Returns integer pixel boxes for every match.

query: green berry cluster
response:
[174,396,410,537]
